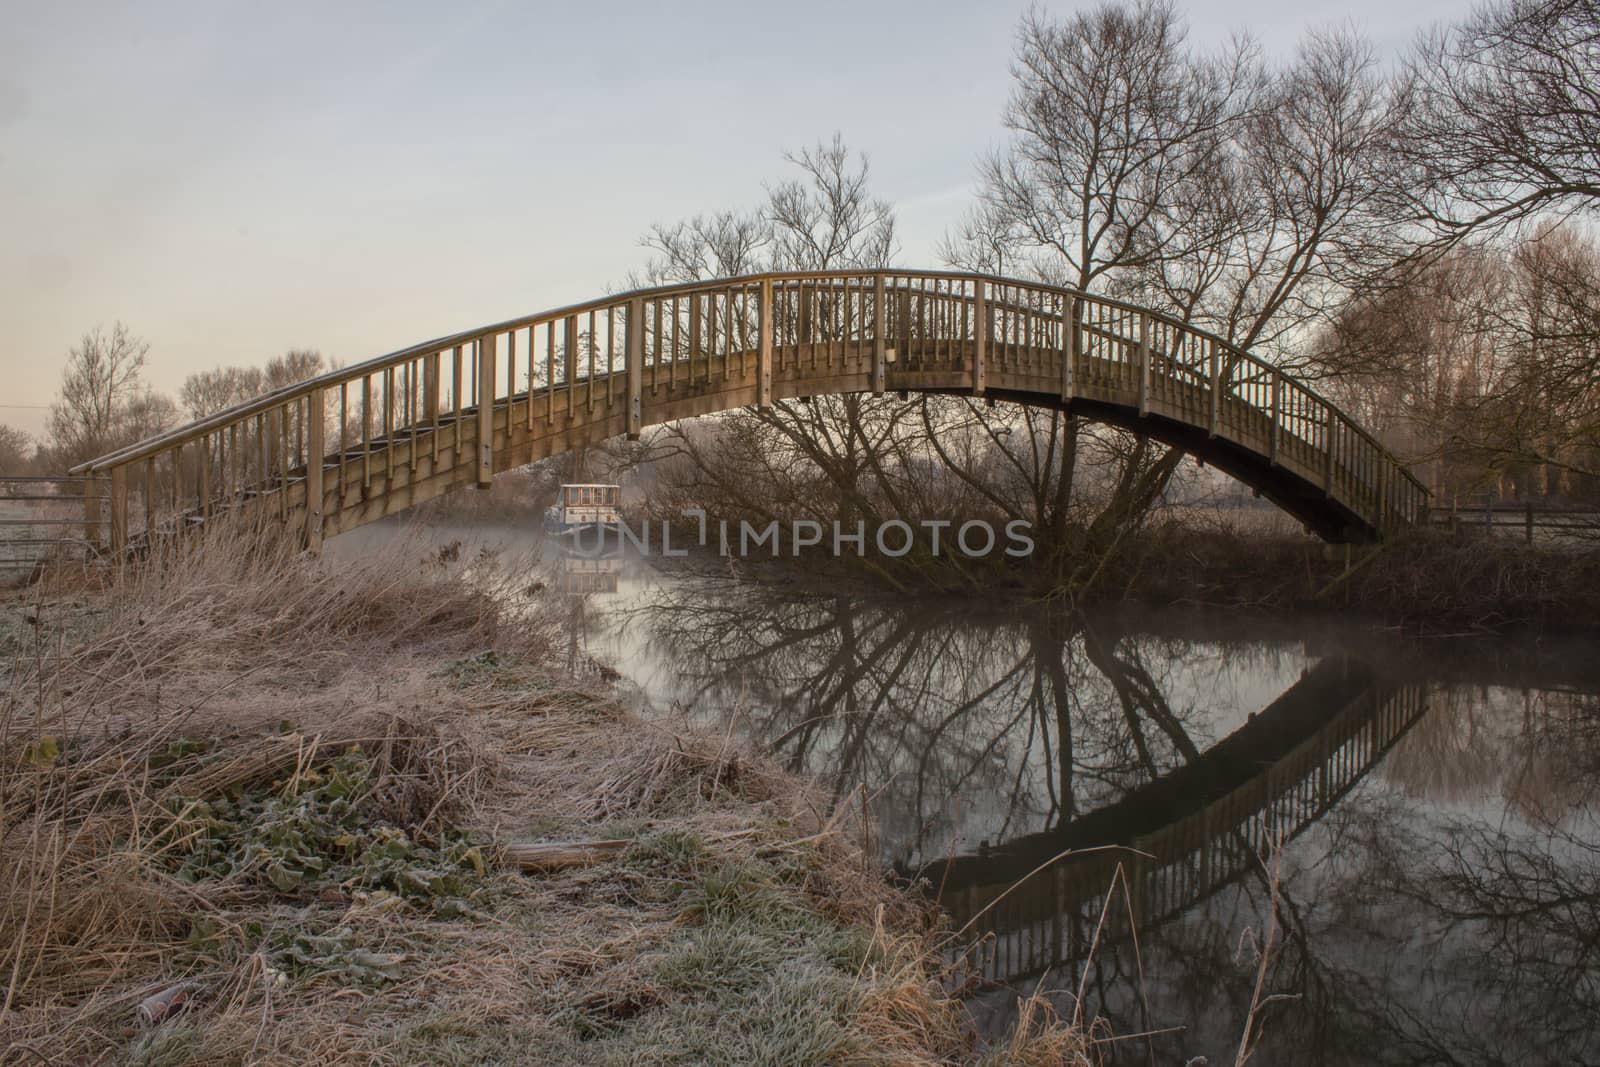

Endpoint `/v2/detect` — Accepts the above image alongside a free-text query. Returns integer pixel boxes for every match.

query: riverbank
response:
[412,468,1600,634]
[1095,522,1600,635]
[644,518,1600,636]
[0,524,1089,1065]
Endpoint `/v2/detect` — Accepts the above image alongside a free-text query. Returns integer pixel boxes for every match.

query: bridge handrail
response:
[67,269,1425,502]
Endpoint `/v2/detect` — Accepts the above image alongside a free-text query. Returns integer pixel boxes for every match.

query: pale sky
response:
[0,0,1471,439]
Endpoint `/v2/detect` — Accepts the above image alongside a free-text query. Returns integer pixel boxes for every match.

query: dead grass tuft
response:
[1,515,1090,1064]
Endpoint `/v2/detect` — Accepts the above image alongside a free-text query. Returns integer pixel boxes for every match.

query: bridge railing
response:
[67,270,1427,556]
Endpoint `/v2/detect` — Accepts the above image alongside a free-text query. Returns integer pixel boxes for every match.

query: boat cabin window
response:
[563,486,618,506]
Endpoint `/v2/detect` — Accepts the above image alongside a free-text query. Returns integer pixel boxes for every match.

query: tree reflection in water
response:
[590,576,1600,1065]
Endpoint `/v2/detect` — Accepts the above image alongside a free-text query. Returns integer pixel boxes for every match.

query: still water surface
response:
[335,519,1600,1065]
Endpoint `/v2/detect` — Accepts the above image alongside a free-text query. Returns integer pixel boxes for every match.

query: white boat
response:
[544,483,622,536]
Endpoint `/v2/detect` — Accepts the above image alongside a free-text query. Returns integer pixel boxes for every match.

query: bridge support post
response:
[1061,296,1077,402]
[1137,313,1150,416]
[1208,341,1221,438]
[872,274,886,394]
[197,436,211,519]
[1324,417,1336,498]
[563,316,578,418]
[626,298,644,439]
[477,333,496,487]
[688,299,703,382]
[896,288,911,364]
[758,279,774,408]
[305,387,324,552]
[109,465,127,557]
[81,474,102,551]
[1376,461,1388,532]
[423,352,440,423]
[1269,372,1281,466]
[972,282,987,396]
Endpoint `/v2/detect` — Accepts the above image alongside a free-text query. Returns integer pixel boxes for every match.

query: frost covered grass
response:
[0,518,1091,1065]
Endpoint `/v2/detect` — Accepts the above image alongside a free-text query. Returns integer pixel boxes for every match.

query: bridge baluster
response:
[722,286,735,381]
[562,315,578,415]
[141,456,154,534]
[1269,372,1281,465]
[945,279,955,368]
[990,282,1001,370]
[894,285,911,365]
[871,275,886,394]
[688,295,703,381]
[797,282,812,350]
[586,310,598,413]
[162,446,178,526]
[108,465,128,555]
[972,282,987,396]
[500,330,514,420]
[627,298,643,439]
[650,300,662,395]
[477,333,495,487]
[1137,313,1150,416]
[1324,414,1336,497]
[521,333,535,432]
[759,280,774,407]
[381,367,395,487]
[1207,339,1221,437]
[1061,296,1078,402]
[306,386,324,551]
[275,408,290,516]
[334,383,346,512]
[197,435,210,521]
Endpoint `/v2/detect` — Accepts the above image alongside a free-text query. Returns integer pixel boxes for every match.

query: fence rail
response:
[0,477,110,581]
[1427,500,1600,544]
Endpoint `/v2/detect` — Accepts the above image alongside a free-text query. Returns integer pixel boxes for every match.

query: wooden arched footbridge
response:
[68,270,1428,549]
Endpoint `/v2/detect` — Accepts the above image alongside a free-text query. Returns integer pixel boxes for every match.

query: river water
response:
[333,519,1600,1065]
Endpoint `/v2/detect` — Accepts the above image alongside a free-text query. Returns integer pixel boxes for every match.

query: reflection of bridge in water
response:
[919,660,1430,985]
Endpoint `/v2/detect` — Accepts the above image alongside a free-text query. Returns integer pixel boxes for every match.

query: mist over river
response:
[332,516,1600,1065]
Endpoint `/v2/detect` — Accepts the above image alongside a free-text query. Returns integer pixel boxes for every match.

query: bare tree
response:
[46,322,151,469]
[1140,26,1404,358]
[0,425,34,475]
[635,136,919,535]
[1398,0,1600,241]
[118,389,179,445]
[1486,227,1600,488]
[174,350,335,494]
[634,9,1419,583]
[263,349,326,391]
[630,211,771,287]
[939,5,1406,569]
[1318,225,1600,498]
[180,365,266,419]
[977,0,1255,293]
[768,135,898,271]
[936,1,1258,566]
[1316,249,1512,494]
